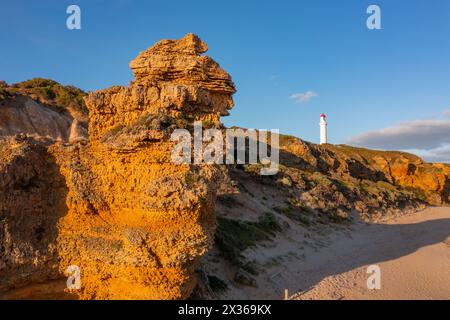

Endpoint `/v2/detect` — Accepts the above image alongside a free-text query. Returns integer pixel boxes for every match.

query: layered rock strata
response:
[0,33,235,299]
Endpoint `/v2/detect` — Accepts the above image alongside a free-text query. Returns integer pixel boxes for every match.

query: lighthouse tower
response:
[320,113,327,145]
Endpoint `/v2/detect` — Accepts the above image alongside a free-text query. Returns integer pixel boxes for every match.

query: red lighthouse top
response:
[320,113,326,118]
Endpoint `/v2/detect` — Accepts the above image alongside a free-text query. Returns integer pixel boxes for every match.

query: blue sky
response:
[1,0,450,161]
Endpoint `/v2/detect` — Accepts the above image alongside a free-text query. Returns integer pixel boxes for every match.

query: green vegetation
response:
[278,133,299,147]
[314,174,333,186]
[273,198,312,226]
[330,178,355,196]
[375,180,398,192]
[185,171,201,186]
[360,180,379,195]
[325,209,350,223]
[242,164,264,175]
[201,119,217,129]
[207,275,228,294]
[2,78,87,114]
[101,124,126,142]
[101,113,189,143]
[404,186,427,202]
[360,179,404,201]
[287,197,306,209]
[0,81,8,100]
[215,213,282,272]
[324,144,421,164]
[133,113,179,129]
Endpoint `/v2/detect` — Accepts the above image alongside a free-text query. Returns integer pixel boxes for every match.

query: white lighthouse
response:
[320,113,327,145]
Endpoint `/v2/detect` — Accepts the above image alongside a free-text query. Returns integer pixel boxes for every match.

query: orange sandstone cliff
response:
[0,34,235,299]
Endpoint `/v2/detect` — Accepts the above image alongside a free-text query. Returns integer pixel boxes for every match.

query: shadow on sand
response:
[295,213,450,295]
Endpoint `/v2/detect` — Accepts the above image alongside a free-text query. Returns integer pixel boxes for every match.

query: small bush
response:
[215,213,281,268]
[273,198,312,226]
[207,275,228,294]
[101,125,126,142]
[8,78,87,114]
[404,186,427,202]
[15,78,57,88]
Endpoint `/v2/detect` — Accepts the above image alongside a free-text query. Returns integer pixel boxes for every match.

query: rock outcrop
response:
[0,34,235,299]
[0,136,68,292]
[0,79,88,143]
[322,144,450,206]
[272,135,450,220]
[276,136,450,209]
[88,33,234,143]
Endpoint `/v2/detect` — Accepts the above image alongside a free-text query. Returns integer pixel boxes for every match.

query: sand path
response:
[292,207,450,300]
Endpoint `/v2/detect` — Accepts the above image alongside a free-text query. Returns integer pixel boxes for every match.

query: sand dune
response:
[293,207,450,300]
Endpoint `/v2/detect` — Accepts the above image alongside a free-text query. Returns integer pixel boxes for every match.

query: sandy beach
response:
[216,206,450,300]
[292,207,450,300]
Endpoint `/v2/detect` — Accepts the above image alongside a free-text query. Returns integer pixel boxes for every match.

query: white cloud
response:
[290,91,318,104]
[443,109,450,117]
[412,145,450,163]
[347,119,450,163]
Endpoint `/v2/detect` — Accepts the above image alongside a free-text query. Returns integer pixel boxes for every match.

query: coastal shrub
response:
[273,198,312,226]
[207,275,228,294]
[215,213,281,269]
[8,78,87,114]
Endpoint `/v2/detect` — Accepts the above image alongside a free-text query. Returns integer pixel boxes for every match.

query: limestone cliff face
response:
[0,79,88,143]
[0,34,235,299]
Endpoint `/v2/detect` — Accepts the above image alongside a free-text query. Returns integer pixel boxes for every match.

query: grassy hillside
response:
[0,78,87,115]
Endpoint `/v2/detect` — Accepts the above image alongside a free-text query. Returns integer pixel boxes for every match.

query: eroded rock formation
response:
[0,34,235,299]
[271,137,450,217]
